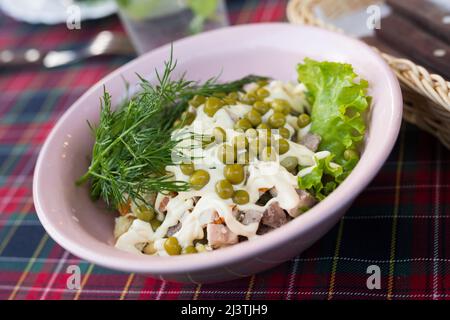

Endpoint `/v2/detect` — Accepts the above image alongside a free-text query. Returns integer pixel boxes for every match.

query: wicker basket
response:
[287,0,450,149]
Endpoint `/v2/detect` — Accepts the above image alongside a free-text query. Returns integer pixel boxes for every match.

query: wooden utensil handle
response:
[376,13,450,80]
[387,0,450,45]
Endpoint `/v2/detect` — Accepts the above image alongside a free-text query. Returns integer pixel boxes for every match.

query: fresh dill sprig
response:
[76,49,268,209]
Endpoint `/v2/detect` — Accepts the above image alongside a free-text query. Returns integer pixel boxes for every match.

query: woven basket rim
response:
[286,0,450,112]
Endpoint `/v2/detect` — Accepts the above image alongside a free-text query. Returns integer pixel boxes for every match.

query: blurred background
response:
[0,0,448,76]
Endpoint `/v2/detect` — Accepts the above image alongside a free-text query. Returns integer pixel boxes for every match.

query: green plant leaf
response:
[298,154,343,200]
[297,58,370,167]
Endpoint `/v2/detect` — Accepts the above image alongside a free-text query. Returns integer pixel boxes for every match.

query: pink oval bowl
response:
[33,23,402,283]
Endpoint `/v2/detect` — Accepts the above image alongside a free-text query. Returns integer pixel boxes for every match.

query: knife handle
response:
[387,0,450,45]
[376,13,450,79]
[0,49,44,68]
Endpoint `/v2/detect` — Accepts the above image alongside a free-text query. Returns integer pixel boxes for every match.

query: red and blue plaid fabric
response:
[0,0,449,300]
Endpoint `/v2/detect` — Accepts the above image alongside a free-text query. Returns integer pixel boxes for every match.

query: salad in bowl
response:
[33,24,402,281]
[76,54,370,257]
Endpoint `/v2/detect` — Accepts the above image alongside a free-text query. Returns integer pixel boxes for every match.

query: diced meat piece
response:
[231,207,263,225]
[256,224,274,235]
[287,189,318,217]
[237,235,247,243]
[166,222,181,237]
[198,209,218,227]
[261,202,287,228]
[158,196,170,213]
[268,187,278,197]
[300,133,321,151]
[168,191,178,197]
[241,210,263,225]
[206,223,239,248]
[256,189,274,206]
[296,189,317,208]
[259,187,278,197]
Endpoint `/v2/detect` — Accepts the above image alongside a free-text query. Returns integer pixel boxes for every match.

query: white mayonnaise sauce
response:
[115,219,154,254]
[115,80,336,255]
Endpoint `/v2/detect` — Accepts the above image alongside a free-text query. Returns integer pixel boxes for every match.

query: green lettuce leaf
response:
[297,58,370,167]
[298,154,343,200]
[296,59,370,199]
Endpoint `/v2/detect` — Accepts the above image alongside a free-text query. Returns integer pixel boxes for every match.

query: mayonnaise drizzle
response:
[115,80,330,255]
[115,220,154,254]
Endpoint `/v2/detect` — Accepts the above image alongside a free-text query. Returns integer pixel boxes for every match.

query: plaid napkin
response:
[0,0,448,300]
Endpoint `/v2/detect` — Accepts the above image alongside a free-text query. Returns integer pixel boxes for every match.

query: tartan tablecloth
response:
[0,0,449,300]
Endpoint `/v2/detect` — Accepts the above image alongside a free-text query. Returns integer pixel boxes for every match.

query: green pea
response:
[189,95,206,108]
[228,92,239,100]
[283,104,292,115]
[257,123,270,130]
[297,114,311,128]
[233,135,249,150]
[224,164,245,185]
[253,101,270,115]
[213,127,226,143]
[271,102,284,113]
[256,88,270,98]
[279,127,290,139]
[172,119,182,128]
[280,156,298,172]
[344,149,359,161]
[234,118,253,131]
[183,245,197,254]
[181,111,195,125]
[180,163,195,175]
[189,170,210,190]
[213,92,227,98]
[215,179,234,199]
[136,205,155,222]
[260,146,276,161]
[232,190,249,205]
[258,128,272,146]
[223,97,236,105]
[245,109,262,127]
[241,92,257,104]
[150,219,162,231]
[204,97,223,117]
[277,139,290,155]
[223,92,238,105]
[257,80,269,87]
[218,144,236,164]
[245,128,258,139]
[268,112,286,129]
[164,237,181,255]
